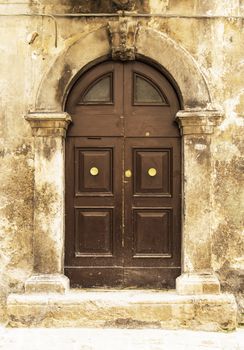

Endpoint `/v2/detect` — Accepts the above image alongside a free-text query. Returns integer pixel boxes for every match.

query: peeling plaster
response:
[220,92,244,130]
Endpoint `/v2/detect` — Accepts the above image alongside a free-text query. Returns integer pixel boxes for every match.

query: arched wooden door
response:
[65,61,181,288]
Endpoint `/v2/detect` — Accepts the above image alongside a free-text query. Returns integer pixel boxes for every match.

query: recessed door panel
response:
[133,209,172,258]
[134,149,172,196]
[75,148,113,195]
[75,208,113,256]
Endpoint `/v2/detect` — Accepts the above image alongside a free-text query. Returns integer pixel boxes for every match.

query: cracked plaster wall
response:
[0,0,243,323]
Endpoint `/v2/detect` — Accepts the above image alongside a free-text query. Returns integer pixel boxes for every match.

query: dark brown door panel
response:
[65,137,123,270]
[123,267,181,289]
[74,207,114,257]
[75,148,113,196]
[124,137,181,270]
[65,267,124,288]
[133,208,173,258]
[134,148,172,196]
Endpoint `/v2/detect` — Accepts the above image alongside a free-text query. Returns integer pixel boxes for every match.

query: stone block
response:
[7,290,237,331]
[176,273,220,295]
[25,274,70,294]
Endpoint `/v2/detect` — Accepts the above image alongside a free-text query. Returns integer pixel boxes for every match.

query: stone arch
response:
[35,25,211,111]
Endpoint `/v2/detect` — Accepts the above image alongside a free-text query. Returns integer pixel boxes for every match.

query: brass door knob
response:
[148,168,157,177]
[90,167,99,176]
[125,169,132,178]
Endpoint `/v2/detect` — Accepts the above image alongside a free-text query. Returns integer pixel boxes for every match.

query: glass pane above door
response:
[81,73,113,104]
[134,74,167,105]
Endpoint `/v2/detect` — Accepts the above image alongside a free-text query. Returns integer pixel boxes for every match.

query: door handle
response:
[125,169,132,178]
[148,168,157,177]
[90,167,99,176]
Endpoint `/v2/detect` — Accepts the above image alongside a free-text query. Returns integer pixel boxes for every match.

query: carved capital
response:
[25,112,72,137]
[108,18,139,61]
[176,109,224,135]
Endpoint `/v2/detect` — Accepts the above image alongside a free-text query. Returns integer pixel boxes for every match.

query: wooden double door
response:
[65,61,181,288]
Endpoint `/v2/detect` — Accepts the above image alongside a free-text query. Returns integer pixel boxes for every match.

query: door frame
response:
[25,24,223,294]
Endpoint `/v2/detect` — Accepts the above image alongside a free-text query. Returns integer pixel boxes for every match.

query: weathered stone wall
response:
[0,0,243,323]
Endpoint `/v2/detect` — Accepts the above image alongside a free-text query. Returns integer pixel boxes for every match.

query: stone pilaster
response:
[175,110,223,295]
[25,112,71,293]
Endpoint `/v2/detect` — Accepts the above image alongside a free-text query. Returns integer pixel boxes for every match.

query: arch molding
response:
[35,25,211,111]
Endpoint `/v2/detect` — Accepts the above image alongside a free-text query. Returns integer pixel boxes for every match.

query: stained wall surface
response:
[0,0,243,323]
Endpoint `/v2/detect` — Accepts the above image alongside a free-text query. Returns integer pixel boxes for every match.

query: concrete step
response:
[7,289,237,331]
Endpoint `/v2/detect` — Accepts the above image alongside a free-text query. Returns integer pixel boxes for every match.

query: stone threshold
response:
[7,289,237,331]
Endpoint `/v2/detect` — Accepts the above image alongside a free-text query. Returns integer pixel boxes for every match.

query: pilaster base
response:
[25,274,70,294]
[176,273,220,295]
